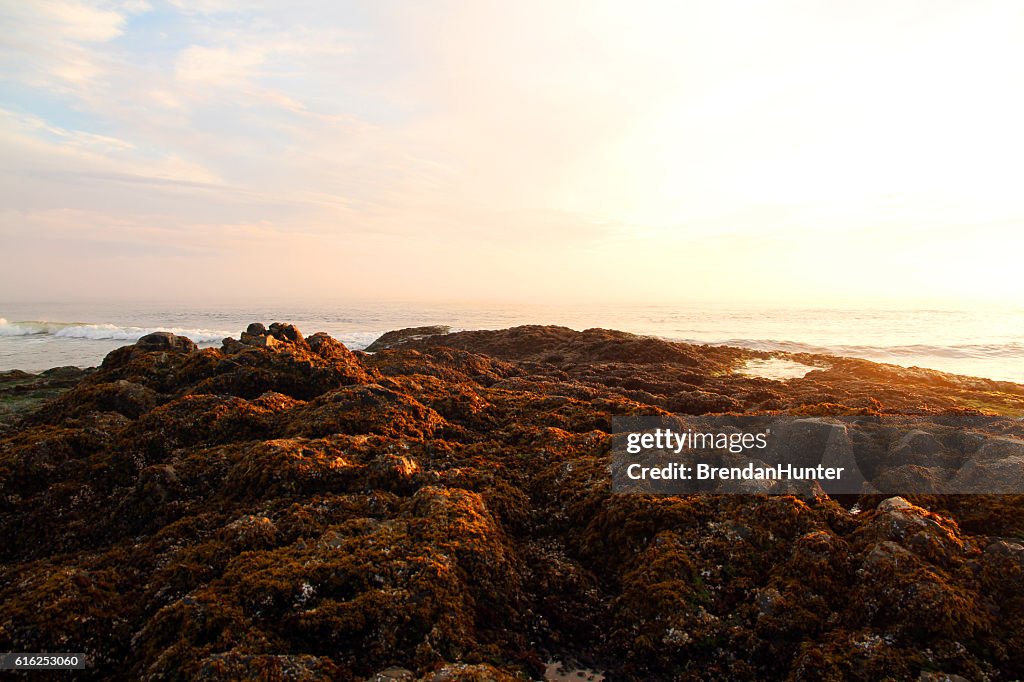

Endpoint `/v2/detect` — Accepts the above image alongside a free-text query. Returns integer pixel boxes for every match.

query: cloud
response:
[0,1,146,94]
[175,44,265,84]
[22,1,126,42]
[1,1,1022,304]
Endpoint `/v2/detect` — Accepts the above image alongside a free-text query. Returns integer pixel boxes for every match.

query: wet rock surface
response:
[365,326,452,352]
[0,366,93,431]
[1,323,1022,680]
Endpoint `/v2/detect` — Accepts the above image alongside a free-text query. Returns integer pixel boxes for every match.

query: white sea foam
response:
[335,331,387,351]
[0,318,230,343]
[0,319,418,351]
[737,357,821,381]
[680,337,1024,360]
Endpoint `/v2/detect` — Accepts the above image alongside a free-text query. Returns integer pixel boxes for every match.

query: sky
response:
[1,0,1023,306]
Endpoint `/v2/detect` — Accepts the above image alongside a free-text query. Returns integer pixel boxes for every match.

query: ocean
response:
[1,301,1022,384]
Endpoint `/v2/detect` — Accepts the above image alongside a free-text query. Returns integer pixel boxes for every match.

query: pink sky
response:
[1,1,1023,306]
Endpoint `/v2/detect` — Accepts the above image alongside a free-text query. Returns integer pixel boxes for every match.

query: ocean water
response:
[1,301,1022,384]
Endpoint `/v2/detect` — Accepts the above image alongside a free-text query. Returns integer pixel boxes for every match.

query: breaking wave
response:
[0,318,231,344]
[335,331,389,351]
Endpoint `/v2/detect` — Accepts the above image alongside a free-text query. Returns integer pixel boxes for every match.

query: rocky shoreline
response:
[1,323,1022,680]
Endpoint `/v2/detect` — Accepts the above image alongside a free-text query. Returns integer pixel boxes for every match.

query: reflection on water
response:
[737,357,821,380]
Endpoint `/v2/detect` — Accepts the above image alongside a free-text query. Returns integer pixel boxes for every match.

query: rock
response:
[369,667,415,681]
[236,322,309,351]
[867,497,942,544]
[0,366,92,428]
[365,453,422,493]
[420,664,523,681]
[220,336,244,353]
[269,322,306,346]
[764,418,852,469]
[307,332,351,359]
[220,514,279,550]
[365,326,451,352]
[918,673,971,682]
[756,586,783,617]
[949,455,1024,494]
[38,366,90,380]
[873,464,956,494]
[878,496,913,512]
[889,428,962,470]
[1,369,36,382]
[984,539,1024,559]
[0,322,1022,680]
[38,379,161,420]
[193,652,341,681]
[893,428,944,456]
[862,540,916,571]
[136,331,197,353]
[974,436,1024,460]
[283,384,447,439]
[257,334,282,349]
[665,390,741,414]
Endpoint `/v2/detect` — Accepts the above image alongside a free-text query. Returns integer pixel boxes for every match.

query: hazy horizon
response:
[2,1,1023,306]
[4,295,1023,313]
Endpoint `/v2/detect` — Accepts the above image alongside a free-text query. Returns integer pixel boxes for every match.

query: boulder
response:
[136,331,197,353]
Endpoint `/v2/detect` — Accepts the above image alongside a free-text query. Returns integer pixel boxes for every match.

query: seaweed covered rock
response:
[365,326,452,352]
[136,331,199,353]
[0,366,93,429]
[0,323,1023,680]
